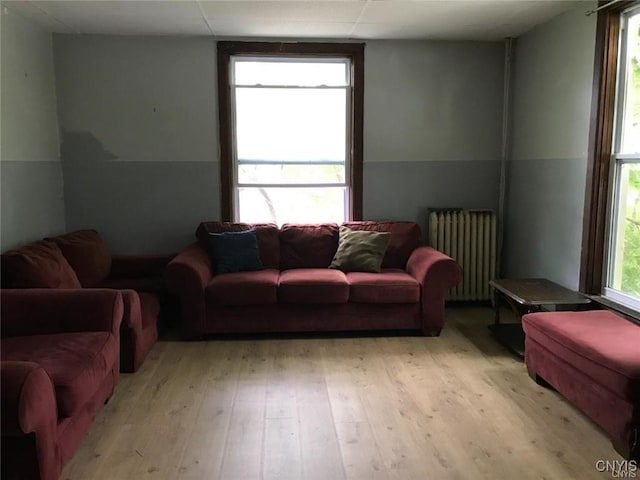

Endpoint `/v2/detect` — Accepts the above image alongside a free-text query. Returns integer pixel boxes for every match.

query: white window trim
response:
[228,55,354,224]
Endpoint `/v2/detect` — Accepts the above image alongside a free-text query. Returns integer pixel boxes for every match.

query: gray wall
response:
[363,40,503,229]
[52,36,505,254]
[53,36,219,254]
[502,3,597,289]
[1,6,65,250]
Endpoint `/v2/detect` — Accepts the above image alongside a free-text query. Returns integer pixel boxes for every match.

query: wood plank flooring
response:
[61,307,617,480]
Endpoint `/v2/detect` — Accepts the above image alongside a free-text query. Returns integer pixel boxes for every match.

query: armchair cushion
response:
[48,229,111,287]
[97,276,165,293]
[1,240,81,289]
[1,331,119,417]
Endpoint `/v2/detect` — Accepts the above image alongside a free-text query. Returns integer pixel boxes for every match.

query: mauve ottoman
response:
[523,310,640,460]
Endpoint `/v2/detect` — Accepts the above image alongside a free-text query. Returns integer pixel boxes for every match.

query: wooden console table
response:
[489,278,591,357]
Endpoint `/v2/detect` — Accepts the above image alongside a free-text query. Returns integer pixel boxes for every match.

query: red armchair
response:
[1,230,171,372]
[1,289,123,480]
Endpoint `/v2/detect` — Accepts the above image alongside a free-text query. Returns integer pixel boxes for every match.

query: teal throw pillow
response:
[207,229,264,274]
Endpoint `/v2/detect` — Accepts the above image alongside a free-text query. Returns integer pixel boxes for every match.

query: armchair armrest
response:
[1,289,123,338]
[406,246,462,334]
[110,254,175,279]
[119,289,143,332]
[1,361,57,435]
[163,243,212,334]
[1,361,59,480]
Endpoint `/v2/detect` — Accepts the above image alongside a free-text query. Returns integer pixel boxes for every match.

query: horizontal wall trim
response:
[59,159,505,165]
[1,159,61,163]
[511,156,588,163]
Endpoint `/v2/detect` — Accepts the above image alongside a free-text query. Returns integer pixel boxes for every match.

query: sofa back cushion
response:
[342,221,422,269]
[48,230,112,287]
[1,240,82,288]
[196,222,280,269]
[280,223,339,270]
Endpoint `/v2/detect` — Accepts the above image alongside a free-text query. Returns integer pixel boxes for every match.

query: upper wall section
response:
[53,35,218,163]
[503,3,597,289]
[1,5,65,250]
[511,4,597,162]
[52,35,505,253]
[365,40,504,163]
[1,5,60,162]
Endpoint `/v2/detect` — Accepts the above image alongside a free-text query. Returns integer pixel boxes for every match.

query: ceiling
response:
[2,0,583,41]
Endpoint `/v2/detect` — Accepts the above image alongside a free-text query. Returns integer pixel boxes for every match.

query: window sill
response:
[588,295,640,323]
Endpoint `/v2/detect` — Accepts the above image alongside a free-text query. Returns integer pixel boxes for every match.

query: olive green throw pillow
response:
[329,226,391,273]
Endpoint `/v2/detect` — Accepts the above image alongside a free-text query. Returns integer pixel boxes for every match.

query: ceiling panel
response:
[199,1,364,24]
[209,19,355,38]
[0,0,580,40]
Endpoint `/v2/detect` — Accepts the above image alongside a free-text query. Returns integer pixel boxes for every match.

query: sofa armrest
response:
[110,254,175,279]
[163,243,212,334]
[164,243,212,293]
[1,289,124,338]
[406,246,462,333]
[1,361,59,480]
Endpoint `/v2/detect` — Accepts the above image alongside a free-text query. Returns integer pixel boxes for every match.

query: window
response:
[217,42,364,225]
[605,6,640,309]
[581,2,640,312]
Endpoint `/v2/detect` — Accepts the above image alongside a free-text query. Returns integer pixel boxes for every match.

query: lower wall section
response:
[63,161,220,255]
[61,159,502,255]
[1,161,66,250]
[364,160,501,238]
[502,157,587,290]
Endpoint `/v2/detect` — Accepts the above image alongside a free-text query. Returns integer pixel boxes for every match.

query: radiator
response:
[428,210,497,301]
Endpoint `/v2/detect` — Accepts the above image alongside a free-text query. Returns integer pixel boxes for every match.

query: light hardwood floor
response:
[62,307,616,480]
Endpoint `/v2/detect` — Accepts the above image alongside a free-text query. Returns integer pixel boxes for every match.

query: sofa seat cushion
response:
[96,276,165,294]
[278,268,349,304]
[523,310,640,402]
[1,331,118,417]
[347,269,420,303]
[206,269,279,306]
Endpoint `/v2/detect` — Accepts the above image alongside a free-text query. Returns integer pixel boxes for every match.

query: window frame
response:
[580,1,637,298]
[604,5,640,309]
[217,41,364,223]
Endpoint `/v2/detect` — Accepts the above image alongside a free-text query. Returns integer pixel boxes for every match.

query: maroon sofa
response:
[523,310,640,460]
[165,221,462,337]
[1,289,123,480]
[1,229,170,372]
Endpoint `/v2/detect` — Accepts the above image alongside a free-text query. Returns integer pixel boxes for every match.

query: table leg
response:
[494,289,501,325]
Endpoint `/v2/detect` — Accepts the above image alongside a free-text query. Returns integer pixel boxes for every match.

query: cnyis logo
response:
[595,460,638,478]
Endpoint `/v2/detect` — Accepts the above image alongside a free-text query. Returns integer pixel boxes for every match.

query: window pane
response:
[610,162,640,297]
[238,164,345,185]
[235,87,346,162]
[620,10,640,154]
[234,60,348,86]
[238,187,346,225]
